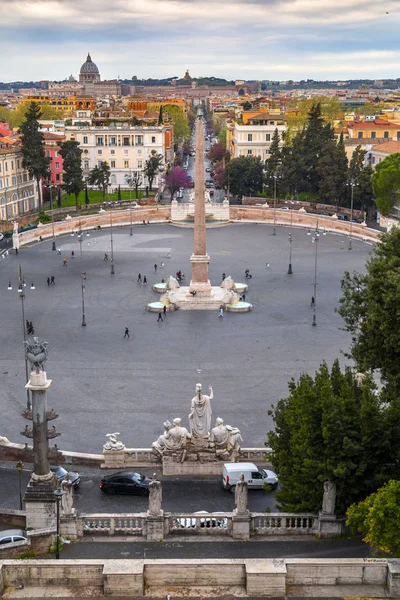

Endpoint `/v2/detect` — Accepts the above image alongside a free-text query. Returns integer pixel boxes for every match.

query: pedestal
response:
[24,478,57,531]
[146,511,165,541]
[246,559,287,597]
[232,509,251,540]
[60,511,79,540]
[102,449,126,469]
[317,511,344,538]
[189,254,212,293]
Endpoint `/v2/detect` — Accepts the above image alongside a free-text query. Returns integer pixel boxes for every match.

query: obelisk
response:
[189,109,212,295]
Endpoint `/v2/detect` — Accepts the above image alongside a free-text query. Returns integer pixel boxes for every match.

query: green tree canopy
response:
[347,145,374,211]
[347,480,400,556]
[127,170,143,199]
[227,155,264,198]
[88,161,111,199]
[19,102,51,208]
[59,140,84,211]
[161,104,190,148]
[371,153,400,215]
[265,128,282,181]
[144,150,163,192]
[316,135,348,206]
[337,227,400,393]
[267,360,394,514]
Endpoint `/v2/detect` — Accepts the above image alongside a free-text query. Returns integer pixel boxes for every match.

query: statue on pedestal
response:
[61,474,74,515]
[189,383,213,444]
[322,480,336,515]
[164,418,191,450]
[152,421,172,456]
[103,432,125,451]
[235,474,248,514]
[210,417,242,458]
[148,474,162,516]
[24,338,49,373]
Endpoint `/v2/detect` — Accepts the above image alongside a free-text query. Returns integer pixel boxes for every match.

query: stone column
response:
[189,112,211,294]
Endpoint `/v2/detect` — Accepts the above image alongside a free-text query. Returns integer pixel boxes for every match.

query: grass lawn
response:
[61,189,145,208]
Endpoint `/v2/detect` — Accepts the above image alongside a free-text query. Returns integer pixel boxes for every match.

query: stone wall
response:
[171,199,230,222]
[0,510,26,529]
[0,558,398,598]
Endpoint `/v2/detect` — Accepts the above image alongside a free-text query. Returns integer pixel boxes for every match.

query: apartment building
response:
[227,116,286,159]
[0,148,39,221]
[64,124,173,188]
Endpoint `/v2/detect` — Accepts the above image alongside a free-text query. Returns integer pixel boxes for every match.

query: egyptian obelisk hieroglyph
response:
[189,111,212,294]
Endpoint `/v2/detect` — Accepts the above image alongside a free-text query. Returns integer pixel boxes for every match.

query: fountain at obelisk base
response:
[148,110,252,312]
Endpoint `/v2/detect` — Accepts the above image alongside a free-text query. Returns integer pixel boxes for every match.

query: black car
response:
[100,471,151,495]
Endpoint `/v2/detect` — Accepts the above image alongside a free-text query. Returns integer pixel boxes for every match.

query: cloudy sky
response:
[0,0,399,82]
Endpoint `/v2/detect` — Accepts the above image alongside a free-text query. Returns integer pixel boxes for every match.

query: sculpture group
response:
[152,383,243,462]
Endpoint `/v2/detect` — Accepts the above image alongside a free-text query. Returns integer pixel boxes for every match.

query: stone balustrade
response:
[81,513,145,536]
[252,513,317,535]
[169,512,232,535]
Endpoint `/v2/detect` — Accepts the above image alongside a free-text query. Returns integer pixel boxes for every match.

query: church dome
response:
[80,53,99,75]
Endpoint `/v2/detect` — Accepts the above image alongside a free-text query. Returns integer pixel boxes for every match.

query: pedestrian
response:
[63,257,67,266]
[222,272,226,281]
[311,296,315,307]
[47,277,50,287]
[29,321,34,334]
[147,220,150,225]
[266,263,270,269]
[167,252,171,259]
[124,327,130,339]
[104,253,108,261]
[26,319,30,332]
[163,305,167,315]
[51,275,55,285]
[160,262,164,269]
[219,305,224,318]
[241,293,246,302]
[157,311,163,322]
[137,273,142,283]
[57,247,61,255]
[143,220,146,225]
[39,236,43,242]
[143,275,147,285]
[15,248,18,255]
[154,263,157,272]
[71,250,75,258]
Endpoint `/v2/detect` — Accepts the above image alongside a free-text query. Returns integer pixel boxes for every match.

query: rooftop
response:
[348,120,400,129]
[371,140,400,154]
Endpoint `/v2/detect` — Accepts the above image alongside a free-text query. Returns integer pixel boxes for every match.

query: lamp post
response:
[308,221,327,327]
[288,200,294,275]
[54,487,63,559]
[129,175,133,237]
[16,461,23,510]
[110,202,115,275]
[8,265,35,409]
[81,272,86,327]
[49,184,56,251]
[273,174,278,236]
[347,181,358,251]
[78,220,83,259]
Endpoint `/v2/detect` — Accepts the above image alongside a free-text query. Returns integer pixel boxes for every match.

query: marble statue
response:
[61,474,74,515]
[13,221,19,235]
[103,432,125,451]
[152,421,172,456]
[24,337,49,373]
[166,275,180,290]
[164,418,191,450]
[322,481,336,515]
[220,276,235,291]
[148,473,162,516]
[189,384,213,440]
[210,417,242,457]
[235,474,248,514]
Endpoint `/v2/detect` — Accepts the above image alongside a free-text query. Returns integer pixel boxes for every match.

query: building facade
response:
[227,119,286,159]
[78,54,121,97]
[64,124,173,189]
[43,133,65,186]
[0,148,39,222]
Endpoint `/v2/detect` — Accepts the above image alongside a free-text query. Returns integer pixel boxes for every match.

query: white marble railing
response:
[252,513,317,535]
[82,513,145,535]
[169,513,232,534]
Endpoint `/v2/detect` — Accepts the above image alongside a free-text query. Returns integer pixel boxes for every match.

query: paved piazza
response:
[0,223,371,453]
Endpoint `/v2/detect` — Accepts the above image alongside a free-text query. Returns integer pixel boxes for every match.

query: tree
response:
[348,146,374,211]
[337,227,400,393]
[161,104,190,148]
[144,150,163,192]
[316,136,348,207]
[59,140,84,211]
[19,102,51,209]
[347,480,400,556]
[227,156,264,198]
[371,153,400,215]
[280,132,306,196]
[84,183,89,205]
[207,143,228,163]
[286,96,344,140]
[302,103,335,193]
[267,360,392,514]
[57,185,62,208]
[265,128,282,181]
[117,185,122,201]
[127,171,143,199]
[165,167,191,201]
[158,105,163,125]
[88,161,111,199]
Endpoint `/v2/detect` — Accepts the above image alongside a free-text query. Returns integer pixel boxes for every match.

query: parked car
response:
[0,529,27,546]
[222,462,278,491]
[278,206,289,210]
[0,233,4,241]
[206,167,211,173]
[337,214,347,221]
[100,471,152,495]
[51,465,80,487]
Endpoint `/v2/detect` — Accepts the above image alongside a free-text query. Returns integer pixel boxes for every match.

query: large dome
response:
[80,53,99,75]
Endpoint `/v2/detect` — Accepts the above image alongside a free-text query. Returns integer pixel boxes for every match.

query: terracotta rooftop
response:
[349,120,400,129]
[344,137,388,146]
[43,132,65,141]
[371,141,400,154]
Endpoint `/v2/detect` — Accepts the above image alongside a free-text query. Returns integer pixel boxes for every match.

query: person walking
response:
[163,305,167,316]
[104,253,108,261]
[157,311,163,322]
[160,262,165,269]
[124,327,130,339]
[47,277,50,287]
[143,275,147,285]
[63,257,67,267]
[222,273,226,281]
[219,305,224,318]
[311,296,315,307]
[71,250,75,258]
[137,273,142,283]
[51,275,55,285]
[57,247,61,255]
[154,264,157,272]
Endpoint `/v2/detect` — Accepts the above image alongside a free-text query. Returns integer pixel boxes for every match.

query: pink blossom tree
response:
[165,167,191,201]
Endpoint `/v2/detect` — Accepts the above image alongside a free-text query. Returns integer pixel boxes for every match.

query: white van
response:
[222,462,278,491]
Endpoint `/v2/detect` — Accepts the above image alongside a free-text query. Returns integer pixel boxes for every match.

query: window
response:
[17,160,20,169]
[83,136,88,144]
[111,160,116,168]
[247,149,252,155]
[56,174,60,181]
[111,149,115,155]
[372,156,376,164]
[137,160,143,169]
[138,149,142,155]
[251,471,263,479]
[18,175,22,183]
[371,131,376,139]
[124,160,129,168]
[23,174,27,182]
[110,137,116,146]
[55,162,59,169]
[5,162,8,172]
[0,179,2,189]
[384,131,389,138]
[98,160,103,167]
[123,137,130,146]
[84,159,89,169]
[124,149,128,155]
[96,136,104,146]
[136,136,143,146]
[151,136,156,143]
[55,151,58,157]
[358,132,363,138]
[0,164,1,172]
[397,132,400,140]
[12,176,16,185]
[247,134,253,141]
[11,161,14,169]
[266,134,271,141]
[98,150,102,155]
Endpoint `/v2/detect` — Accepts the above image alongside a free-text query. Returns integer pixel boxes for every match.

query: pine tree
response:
[59,140,84,211]
[57,185,62,208]
[117,185,122,201]
[158,105,163,125]
[302,103,335,193]
[316,135,348,207]
[19,102,51,209]
[265,128,282,180]
[348,146,374,211]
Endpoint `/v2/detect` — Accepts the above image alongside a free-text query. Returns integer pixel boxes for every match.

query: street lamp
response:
[309,221,327,327]
[49,184,56,251]
[7,264,35,409]
[16,461,23,510]
[78,220,83,259]
[109,202,115,275]
[54,487,63,559]
[81,272,86,327]
[272,173,281,236]
[288,200,294,275]
[347,181,358,251]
